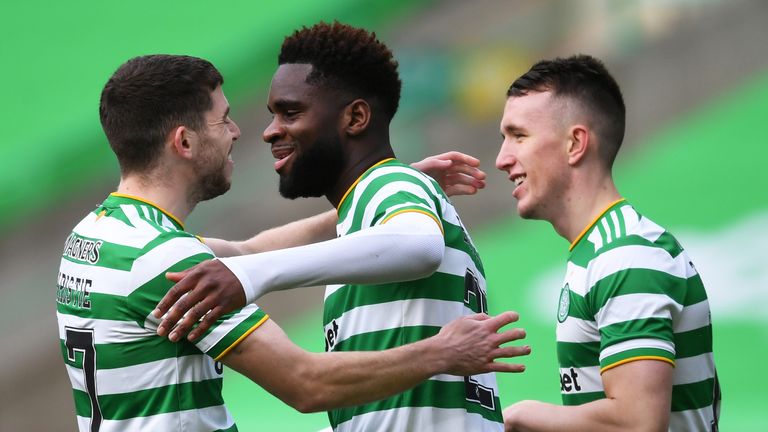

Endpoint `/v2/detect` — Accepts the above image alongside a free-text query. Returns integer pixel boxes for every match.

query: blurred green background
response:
[2,0,765,430]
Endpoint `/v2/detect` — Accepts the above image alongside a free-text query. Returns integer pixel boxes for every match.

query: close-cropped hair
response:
[99,54,223,174]
[279,21,402,122]
[508,54,626,167]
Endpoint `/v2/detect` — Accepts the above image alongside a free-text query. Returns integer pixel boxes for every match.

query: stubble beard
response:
[278,133,345,199]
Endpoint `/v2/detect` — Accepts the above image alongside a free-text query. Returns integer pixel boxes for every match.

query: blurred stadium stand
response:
[2,0,766,430]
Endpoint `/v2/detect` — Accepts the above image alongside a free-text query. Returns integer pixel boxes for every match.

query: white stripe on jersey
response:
[673,299,712,333]
[324,284,345,300]
[361,181,439,229]
[673,353,716,385]
[328,299,474,348]
[338,166,439,234]
[610,210,622,239]
[599,337,675,361]
[668,406,715,432]
[600,218,613,244]
[596,293,679,328]
[77,405,235,432]
[584,245,697,294]
[195,304,261,353]
[558,365,603,393]
[131,236,211,289]
[66,354,219,395]
[436,246,487,287]
[333,406,503,432]
[122,204,171,237]
[622,206,664,243]
[58,313,151,344]
[429,371,497,389]
[73,212,155,249]
[58,259,132,296]
[556,317,600,343]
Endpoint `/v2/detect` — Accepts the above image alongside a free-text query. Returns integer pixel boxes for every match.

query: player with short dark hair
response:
[57,53,529,432]
[155,22,514,431]
[497,55,720,431]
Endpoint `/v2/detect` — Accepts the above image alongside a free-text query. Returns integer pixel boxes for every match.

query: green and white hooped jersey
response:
[56,193,268,432]
[557,199,720,431]
[324,159,502,431]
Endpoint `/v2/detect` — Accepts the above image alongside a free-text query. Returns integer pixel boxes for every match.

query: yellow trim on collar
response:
[569,198,626,251]
[600,355,675,374]
[110,192,185,229]
[214,314,270,361]
[336,158,396,211]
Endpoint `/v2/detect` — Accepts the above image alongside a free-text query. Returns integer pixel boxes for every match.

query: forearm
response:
[507,400,635,432]
[220,212,444,303]
[204,210,338,257]
[296,337,446,412]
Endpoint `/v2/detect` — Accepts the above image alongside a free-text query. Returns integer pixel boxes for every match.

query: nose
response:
[495,141,515,172]
[263,116,283,144]
[230,119,241,141]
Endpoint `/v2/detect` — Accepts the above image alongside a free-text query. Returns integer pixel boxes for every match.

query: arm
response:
[504,357,673,432]
[205,209,337,257]
[157,212,443,341]
[224,311,530,413]
[205,151,485,257]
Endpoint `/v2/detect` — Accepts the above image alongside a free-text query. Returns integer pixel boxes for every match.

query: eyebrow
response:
[502,123,525,135]
[268,98,303,113]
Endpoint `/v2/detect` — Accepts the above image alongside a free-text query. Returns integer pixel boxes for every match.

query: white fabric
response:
[220,212,445,304]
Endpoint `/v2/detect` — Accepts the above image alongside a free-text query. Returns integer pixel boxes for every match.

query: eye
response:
[283,110,300,120]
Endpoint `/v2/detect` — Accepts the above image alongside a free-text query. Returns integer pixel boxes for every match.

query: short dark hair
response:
[508,54,626,167]
[99,54,223,174]
[278,21,401,122]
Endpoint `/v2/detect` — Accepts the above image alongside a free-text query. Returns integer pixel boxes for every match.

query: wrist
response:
[416,333,450,376]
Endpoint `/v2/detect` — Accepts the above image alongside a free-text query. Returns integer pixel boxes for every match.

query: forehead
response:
[500,90,559,127]
[268,63,319,101]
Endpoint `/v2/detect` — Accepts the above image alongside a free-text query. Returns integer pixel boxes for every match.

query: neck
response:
[116,173,195,223]
[551,174,621,245]
[326,142,395,208]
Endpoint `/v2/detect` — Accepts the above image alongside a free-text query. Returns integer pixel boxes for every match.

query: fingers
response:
[156,275,208,337]
[167,294,223,341]
[462,312,491,322]
[486,362,527,373]
[434,151,481,167]
[485,311,520,331]
[164,269,188,283]
[154,270,194,318]
[186,305,225,341]
[492,344,531,360]
[494,328,526,345]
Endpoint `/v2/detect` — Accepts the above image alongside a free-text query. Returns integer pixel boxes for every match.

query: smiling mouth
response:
[512,174,526,187]
[272,145,295,171]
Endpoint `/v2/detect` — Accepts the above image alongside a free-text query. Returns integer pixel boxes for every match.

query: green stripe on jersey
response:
[334,326,441,352]
[73,379,224,419]
[324,272,469,323]
[329,379,503,427]
[557,202,719,429]
[328,159,501,429]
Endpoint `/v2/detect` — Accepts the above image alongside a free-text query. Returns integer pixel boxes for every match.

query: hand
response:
[411,151,486,196]
[153,259,246,342]
[436,311,529,376]
[503,401,532,432]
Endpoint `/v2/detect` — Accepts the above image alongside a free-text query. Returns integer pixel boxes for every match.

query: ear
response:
[567,124,589,166]
[169,126,196,160]
[342,99,371,136]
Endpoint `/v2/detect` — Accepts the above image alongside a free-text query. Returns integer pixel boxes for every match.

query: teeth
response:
[514,175,526,186]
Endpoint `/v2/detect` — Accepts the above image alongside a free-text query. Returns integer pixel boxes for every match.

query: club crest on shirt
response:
[557,283,570,323]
